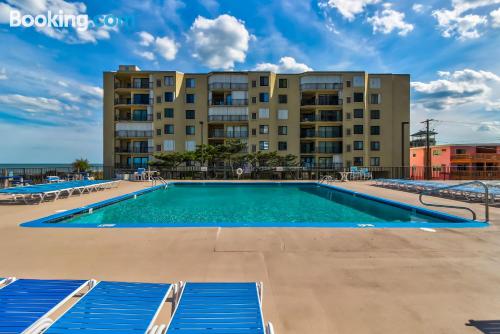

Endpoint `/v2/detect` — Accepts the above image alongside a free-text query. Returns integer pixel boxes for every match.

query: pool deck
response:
[0,180,499,333]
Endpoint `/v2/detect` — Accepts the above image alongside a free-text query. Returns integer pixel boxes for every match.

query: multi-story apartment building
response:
[103,65,410,169]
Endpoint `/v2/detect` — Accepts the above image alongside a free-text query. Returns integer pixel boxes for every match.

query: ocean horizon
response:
[0,163,104,168]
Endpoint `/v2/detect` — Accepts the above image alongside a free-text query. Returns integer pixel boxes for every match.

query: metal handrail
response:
[319,175,334,184]
[151,176,168,188]
[418,181,489,222]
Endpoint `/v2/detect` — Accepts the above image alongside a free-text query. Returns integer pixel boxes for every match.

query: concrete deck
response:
[0,180,499,334]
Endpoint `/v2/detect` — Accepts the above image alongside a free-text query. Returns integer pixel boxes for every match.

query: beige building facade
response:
[103,65,410,169]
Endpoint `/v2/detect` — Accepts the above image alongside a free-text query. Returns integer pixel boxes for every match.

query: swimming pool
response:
[22,183,487,228]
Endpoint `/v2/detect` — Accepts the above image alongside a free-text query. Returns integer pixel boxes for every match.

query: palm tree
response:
[72,158,90,174]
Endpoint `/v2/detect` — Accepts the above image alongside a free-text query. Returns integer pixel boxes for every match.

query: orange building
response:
[410,144,500,180]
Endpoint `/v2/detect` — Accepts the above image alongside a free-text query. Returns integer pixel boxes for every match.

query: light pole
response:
[199,121,204,165]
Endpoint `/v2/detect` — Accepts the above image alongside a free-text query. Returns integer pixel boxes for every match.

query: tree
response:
[150,152,186,169]
[72,158,90,173]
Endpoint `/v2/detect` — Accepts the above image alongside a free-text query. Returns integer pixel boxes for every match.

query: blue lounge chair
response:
[0,278,90,334]
[43,281,172,334]
[166,282,274,334]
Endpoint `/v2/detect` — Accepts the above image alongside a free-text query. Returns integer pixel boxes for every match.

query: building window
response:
[185,140,196,152]
[370,126,380,135]
[259,125,269,134]
[369,78,381,89]
[278,126,288,135]
[346,128,351,136]
[279,78,287,88]
[185,125,195,135]
[260,76,269,86]
[370,157,380,166]
[164,108,174,118]
[156,129,161,136]
[353,109,364,118]
[346,97,351,104]
[353,92,364,103]
[156,79,161,88]
[156,112,161,120]
[164,76,174,86]
[318,141,342,154]
[354,141,364,150]
[346,80,351,88]
[164,92,174,102]
[252,96,257,104]
[278,141,287,151]
[370,94,381,104]
[346,112,351,120]
[318,126,342,138]
[252,144,257,152]
[371,141,380,151]
[259,141,269,150]
[252,80,256,88]
[251,128,256,136]
[259,108,269,119]
[353,76,364,87]
[456,148,466,154]
[320,110,342,121]
[277,109,288,120]
[185,110,195,119]
[164,139,175,151]
[370,110,380,119]
[278,95,287,104]
[259,93,269,102]
[353,125,364,134]
[164,124,174,134]
[156,96,162,103]
[156,144,161,151]
[346,144,351,152]
[186,93,195,103]
[353,157,364,166]
[252,112,257,120]
[186,78,196,88]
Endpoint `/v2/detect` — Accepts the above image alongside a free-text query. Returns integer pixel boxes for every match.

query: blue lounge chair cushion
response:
[167,282,265,334]
[0,279,87,334]
[44,281,171,334]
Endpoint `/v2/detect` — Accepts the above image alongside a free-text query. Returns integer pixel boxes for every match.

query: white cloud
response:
[432,0,500,39]
[138,31,155,47]
[491,8,500,27]
[367,3,414,36]
[319,0,380,21]
[136,32,179,61]
[411,69,500,110]
[187,14,253,70]
[254,57,312,73]
[412,4,425,13]
[1,0,118,44]
[198,0,219,13]
[0,68,7,80]
[0,94,79,114]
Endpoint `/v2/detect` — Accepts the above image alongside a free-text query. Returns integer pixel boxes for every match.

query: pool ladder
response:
[418,181,489,222]
[319,175,334,184]
[151,176,168,188]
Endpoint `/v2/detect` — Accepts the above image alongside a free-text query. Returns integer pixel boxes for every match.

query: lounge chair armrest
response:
[267,322,275,334]
[147,324,167,334]
[24,317,53,334]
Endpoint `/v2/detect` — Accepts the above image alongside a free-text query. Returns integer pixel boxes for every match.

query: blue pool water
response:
[22,183,485,228]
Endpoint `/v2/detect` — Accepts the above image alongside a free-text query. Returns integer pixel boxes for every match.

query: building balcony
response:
[115,115,153,122]
[115,146,154,153]
[115,163,150,169]
[474,153,498,161]
[300,98,342,106]
[209,130,248,138]
[300,83,343,91]
[210,99,248,106]
[209,82,248,90]
[300,130,316,138]
[115,130,153,138]
[300,147,316,154]
[114,98,153,106]
[208,115,249,122]
[300,115,316,122]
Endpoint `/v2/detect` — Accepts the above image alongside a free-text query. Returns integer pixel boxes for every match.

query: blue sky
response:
[0,0,499,163]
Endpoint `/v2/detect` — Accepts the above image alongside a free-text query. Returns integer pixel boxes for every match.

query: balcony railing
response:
[208,115,249,122]
[115,130,153,138]
[300,83,343,90]
[115,115,153,121]
[209,130,248,138]
[115,146,153,153]
[300,147,316,154]
[114,98,153,105]
[209,82,248,90]
[300,98,342,106]
[300,131,316,138]
[300,115,316,122]
[210,99,248,106]
[451,154,472,160]
[115,163,150,169]
[114,82,152,89]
